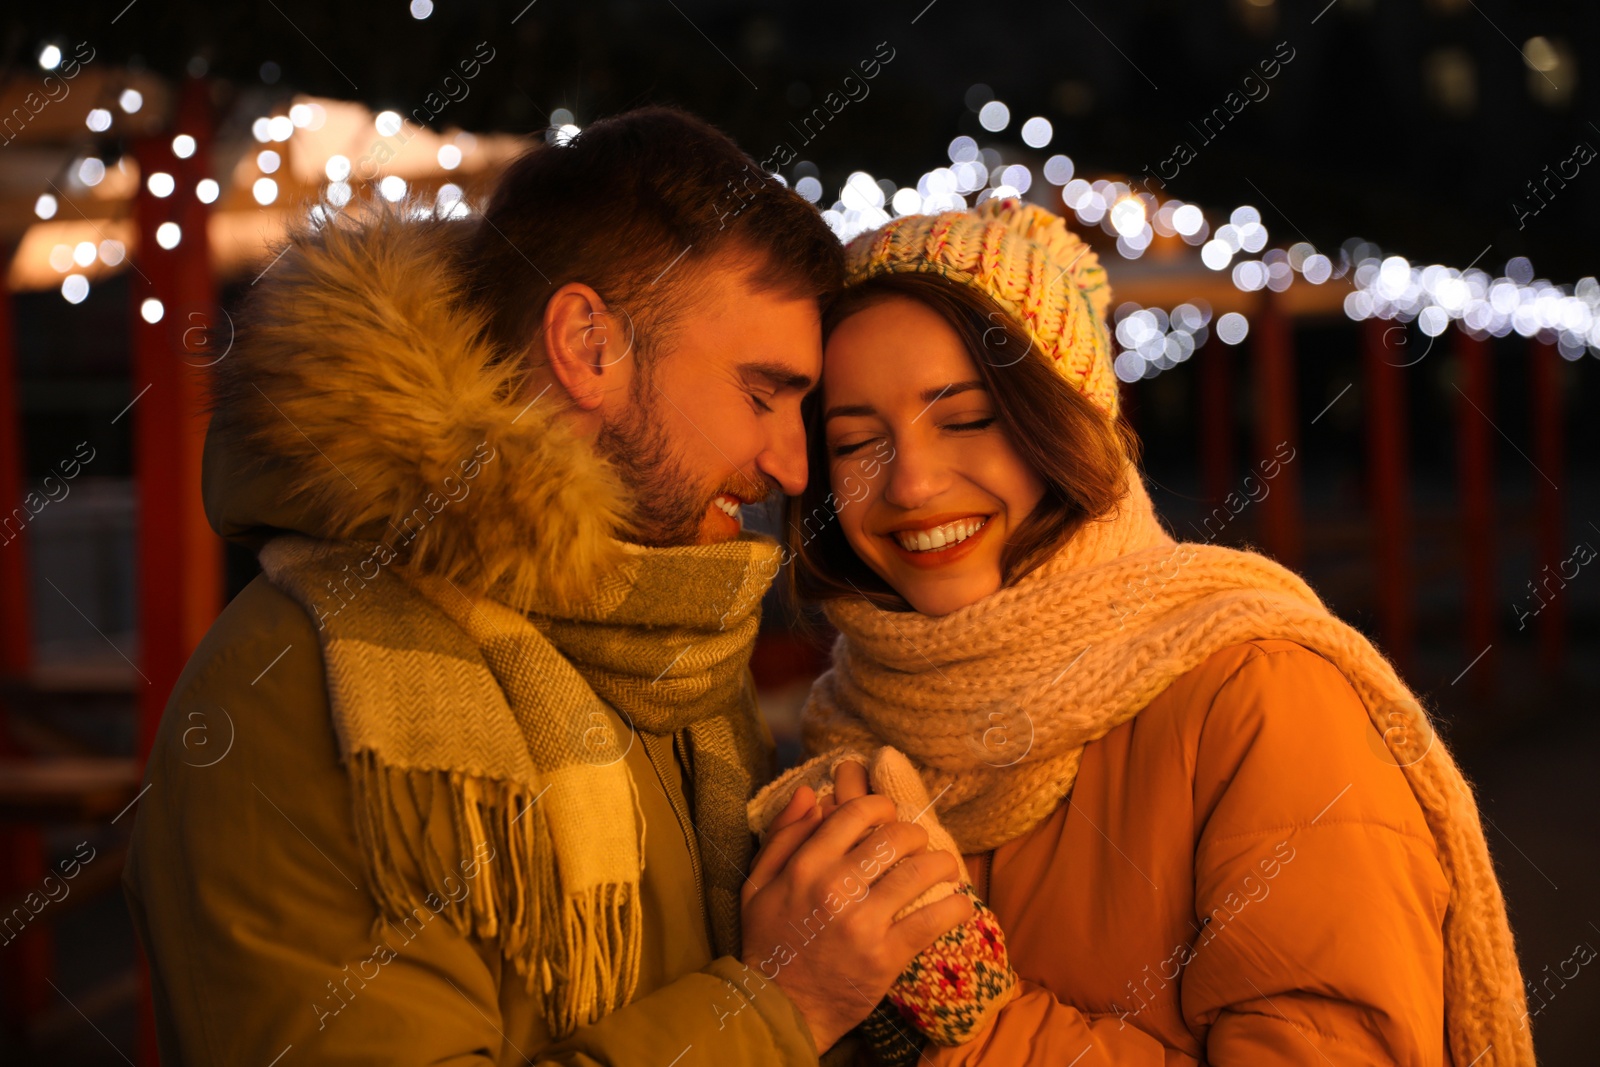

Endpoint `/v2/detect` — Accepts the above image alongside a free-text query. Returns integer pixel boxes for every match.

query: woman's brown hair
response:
[786,271,1140,610]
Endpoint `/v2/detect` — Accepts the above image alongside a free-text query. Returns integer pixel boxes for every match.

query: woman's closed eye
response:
[829,436,881,458]
[943,416,996,433]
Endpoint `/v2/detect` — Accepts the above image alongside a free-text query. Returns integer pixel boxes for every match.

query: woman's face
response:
[822,296,1047,616]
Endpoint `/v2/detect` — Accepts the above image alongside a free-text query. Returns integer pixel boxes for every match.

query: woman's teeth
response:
[893,517,988,553]
[713,496,741,519]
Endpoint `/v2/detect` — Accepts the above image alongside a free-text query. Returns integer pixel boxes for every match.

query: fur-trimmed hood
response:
[204,207,633,609]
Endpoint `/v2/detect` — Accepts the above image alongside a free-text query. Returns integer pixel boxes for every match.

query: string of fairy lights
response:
[21,50,1600,382]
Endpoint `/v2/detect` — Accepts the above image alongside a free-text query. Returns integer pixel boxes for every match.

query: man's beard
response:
[595,381,769,547]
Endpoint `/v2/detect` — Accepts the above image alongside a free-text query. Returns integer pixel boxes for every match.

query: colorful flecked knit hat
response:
[842,197,1119,416]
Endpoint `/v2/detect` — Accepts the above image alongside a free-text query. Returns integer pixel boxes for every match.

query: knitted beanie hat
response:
[842,197,1119,416]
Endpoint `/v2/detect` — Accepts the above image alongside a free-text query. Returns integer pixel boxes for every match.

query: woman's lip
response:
[881,513,993,535]
[883,517,991,568]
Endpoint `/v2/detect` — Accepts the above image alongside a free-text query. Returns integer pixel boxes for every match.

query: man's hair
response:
[458,106,844,363]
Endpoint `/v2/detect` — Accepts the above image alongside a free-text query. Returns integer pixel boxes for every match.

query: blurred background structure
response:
[0,1,1595,1063]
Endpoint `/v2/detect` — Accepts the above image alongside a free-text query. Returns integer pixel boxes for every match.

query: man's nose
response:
[756,407,809,497]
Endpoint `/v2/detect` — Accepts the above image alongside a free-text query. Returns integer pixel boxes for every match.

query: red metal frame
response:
[1252,294,1302,567]
[1361,317,1415,672]
[1530,336,1566,672]
[1454,331,1497,689]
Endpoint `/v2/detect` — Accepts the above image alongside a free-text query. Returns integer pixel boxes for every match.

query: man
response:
[123,107,969,1064]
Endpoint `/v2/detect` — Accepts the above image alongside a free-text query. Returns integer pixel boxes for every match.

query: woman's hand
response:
[768,758,871,833]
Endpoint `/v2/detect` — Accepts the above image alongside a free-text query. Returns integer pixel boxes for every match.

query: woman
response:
[753,199,1534,1065]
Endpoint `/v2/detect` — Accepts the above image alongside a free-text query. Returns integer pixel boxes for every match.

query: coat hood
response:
[203,207,634,609]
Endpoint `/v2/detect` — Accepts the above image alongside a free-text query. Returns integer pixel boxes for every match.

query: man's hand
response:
[740,766,973,1052]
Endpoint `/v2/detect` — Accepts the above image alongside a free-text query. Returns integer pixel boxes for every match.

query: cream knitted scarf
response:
[802,470,1533,1067]
[259,531,781,1038]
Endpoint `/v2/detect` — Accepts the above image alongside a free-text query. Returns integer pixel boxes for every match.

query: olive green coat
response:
[122,212,820,1065]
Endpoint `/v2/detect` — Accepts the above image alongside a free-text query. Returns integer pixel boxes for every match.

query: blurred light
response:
[437,144,462,170]
[140,298,165,324]
[1523,36,1559,72]
[73,241,97,268]
[1505,256,1534,285]
[147,172,176,197]
[1302,253,1332,284]
[947,135,979,163]
[1418,306,1450,336]
[257,150,281,174]
[551,107,575,126]
[252,118,272,143]
[1230,205,1261,227]
[289,103,314,127]
[379,175,407,202]
[375,111,403,137]
[172,133,197,158]
[120,89,144,114]
[34,193,57,220]
[1000,164,1032,195]
[325,155,352,182]
[1020,116,1053,148]
[1216,312,1250,344]
[49,245,74,272]
[1110,197,1146,238]
[268,115,294,141]
[795,176,822,203]
[99,239,125,266]
[86,108,113,132]
[1114,351,1146,383]
[892,187,922,215]
[1200,239,1233,270]
[325,181,353,207]
[841,171,885,212]
[155,222,182,249]
[978,100,1010,132]
[411,0,434,17]
[1172,204,1204,237]
[61,275,89,304]
[1232,260,1267,291]
[253,177,278,205]
[75,156,106,185]
[1237,221,1268,253]
[554,123,581,144]
[38,45,62,70]
[1043,154,1074,185]
[196,178,220,204]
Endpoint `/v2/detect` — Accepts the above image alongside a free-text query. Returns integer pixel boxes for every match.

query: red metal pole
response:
[1252,293,1302,568]
[1529,335,1566,672]
[130,79,223,765]
[0,245,51,1039]
[1362,317,1414,672]
[1454,331,1496,688]
[1198,328,1234,510]
[130,78,223,1067]
[0,252,29,680]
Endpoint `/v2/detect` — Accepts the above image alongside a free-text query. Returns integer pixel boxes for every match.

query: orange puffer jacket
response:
[937,638,1454,1066]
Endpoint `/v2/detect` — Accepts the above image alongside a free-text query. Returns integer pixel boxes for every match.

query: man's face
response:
[596,255,821,547]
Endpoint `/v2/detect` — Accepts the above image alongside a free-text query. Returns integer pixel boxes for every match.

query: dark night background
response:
[0,1,1596,1064]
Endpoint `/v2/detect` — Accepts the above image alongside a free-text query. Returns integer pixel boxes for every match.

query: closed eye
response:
[945,417,996,432]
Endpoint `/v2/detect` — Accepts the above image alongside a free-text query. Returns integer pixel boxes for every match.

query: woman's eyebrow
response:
[825,381,988,422]
[823,402,876,421]
[919,380,985,404]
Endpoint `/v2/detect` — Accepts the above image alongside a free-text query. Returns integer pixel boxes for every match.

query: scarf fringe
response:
[347,751,641,1038]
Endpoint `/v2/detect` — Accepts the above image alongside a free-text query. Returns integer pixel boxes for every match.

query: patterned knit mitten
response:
[748,745,1019,1050]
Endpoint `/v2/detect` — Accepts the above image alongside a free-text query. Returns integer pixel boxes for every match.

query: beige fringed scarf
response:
[259,531,780,1038]
[802,469,1534,1067]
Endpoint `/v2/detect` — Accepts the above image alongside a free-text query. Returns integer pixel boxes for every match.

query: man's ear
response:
[541,282,634,412]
